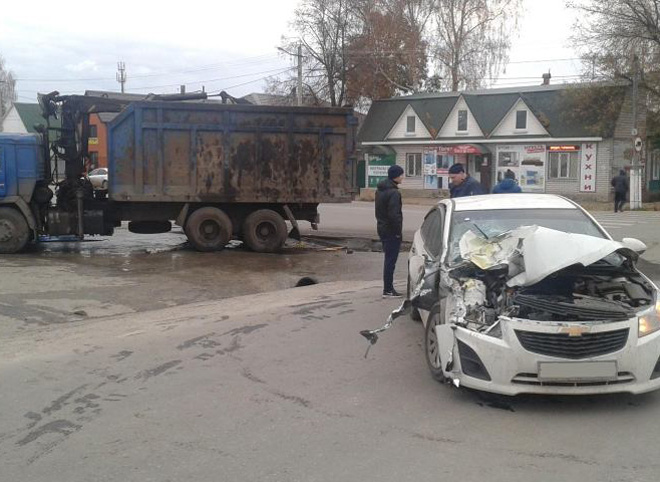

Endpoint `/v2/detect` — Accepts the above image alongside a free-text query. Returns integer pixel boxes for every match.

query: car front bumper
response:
[436,317,660,395]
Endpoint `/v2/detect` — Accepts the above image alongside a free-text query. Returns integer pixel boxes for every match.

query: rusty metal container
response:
[107,101,357,203]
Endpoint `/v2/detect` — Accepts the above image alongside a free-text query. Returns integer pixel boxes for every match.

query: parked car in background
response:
[87,168,108,190]
[408,193,660,396]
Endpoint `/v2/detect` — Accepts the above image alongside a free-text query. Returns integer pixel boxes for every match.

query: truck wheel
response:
[0,207,30,254]
[242,209,287,253]
[185,207,232,252]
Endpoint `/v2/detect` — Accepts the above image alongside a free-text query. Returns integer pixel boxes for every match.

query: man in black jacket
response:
[611,169,629,212]
[375,165,404,298]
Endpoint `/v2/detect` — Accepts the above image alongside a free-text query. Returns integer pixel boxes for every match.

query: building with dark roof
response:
[359,81,647,201]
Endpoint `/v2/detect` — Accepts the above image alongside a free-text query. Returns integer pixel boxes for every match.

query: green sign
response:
[367,154,395,188]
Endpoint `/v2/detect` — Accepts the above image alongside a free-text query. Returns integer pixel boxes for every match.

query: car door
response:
[408,206,445,319]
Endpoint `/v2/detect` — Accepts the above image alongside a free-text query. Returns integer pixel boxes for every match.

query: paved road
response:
[2,281,659,482]
[307,202,660,263]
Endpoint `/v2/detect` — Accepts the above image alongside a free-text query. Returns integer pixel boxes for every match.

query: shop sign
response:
[367,165,389,177]
[549,145,580,152]
[579,143,597,192]
[367,154,395,188]
[88,138,99,145]
[436,144,482,155]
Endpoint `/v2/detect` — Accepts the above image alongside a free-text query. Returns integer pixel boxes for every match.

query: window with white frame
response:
[406,116,416,134]
[457,110,468,131]
[549,152,579,179]
[406,153,422,177]
[515,110,527,130]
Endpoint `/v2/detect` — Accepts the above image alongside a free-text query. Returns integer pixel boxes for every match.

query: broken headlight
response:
[638,301,660,337]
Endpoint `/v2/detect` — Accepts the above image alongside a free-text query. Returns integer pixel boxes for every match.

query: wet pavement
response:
[0,225,407,339]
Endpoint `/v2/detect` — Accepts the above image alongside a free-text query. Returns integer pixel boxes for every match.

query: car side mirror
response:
[622,237,647,255]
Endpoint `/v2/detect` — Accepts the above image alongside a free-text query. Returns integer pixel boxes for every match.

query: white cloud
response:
[65,60,99,73]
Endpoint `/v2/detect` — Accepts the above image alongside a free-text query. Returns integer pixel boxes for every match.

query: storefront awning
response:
[435,144,491,155]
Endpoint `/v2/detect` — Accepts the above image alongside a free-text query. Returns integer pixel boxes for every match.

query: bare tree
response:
[431,0,521,91]
[0,55,16,121]
[568,0,660,101]
[277,0,361,106]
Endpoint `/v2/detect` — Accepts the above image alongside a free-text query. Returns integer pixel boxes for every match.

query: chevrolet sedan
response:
[407,193,660,395]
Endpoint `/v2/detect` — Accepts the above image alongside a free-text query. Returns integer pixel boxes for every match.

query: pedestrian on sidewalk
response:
[492,169,522,194]
[448,163,485,198]
[375,165,404,298]
[611,169,629,212]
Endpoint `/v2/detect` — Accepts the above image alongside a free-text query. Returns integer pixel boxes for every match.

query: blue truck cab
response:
[0,133,42,252]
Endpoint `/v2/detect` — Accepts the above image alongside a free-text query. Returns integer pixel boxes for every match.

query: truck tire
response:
[185,207,232,252]
[0,207,30,254]
[242,209,288,253]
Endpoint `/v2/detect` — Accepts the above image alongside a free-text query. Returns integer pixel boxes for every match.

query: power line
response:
[209,68,296,93]
[15,53,282,82]
[125,66,294,92]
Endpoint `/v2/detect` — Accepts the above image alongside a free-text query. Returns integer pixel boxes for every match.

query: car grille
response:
[514,328,629,359]
[511,372,635,387]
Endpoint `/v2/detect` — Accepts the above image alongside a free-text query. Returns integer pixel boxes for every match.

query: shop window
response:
[406,116,416,134]
[406,153,422,177]
[89,124,98,138]
[497,150,519,168]
[89,152,99,170]
[457,110,468,131]
[549,152,578,179]
[515,110,527,130]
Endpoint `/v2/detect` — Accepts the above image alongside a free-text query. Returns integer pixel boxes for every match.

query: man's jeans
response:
[381,234,401,293]
[615,192,626,212]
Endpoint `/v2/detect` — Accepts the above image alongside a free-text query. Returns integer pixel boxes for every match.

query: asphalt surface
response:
[3,202,660,481]
[2,282,660,482]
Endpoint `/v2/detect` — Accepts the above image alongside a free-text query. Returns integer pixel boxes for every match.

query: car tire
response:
[424,301,446,383]
[407,274,422,322]
[185,207,232,252]
[242,209,288,253]
[0,207,30,254]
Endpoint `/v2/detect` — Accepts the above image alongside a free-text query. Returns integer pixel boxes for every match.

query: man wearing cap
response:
[448,163,485,198]
[375,165,404,298]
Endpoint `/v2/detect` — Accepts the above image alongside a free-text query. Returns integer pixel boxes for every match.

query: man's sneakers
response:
[382,290,403,299]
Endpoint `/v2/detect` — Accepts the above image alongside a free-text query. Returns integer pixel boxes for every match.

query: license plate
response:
[538,361,617,381]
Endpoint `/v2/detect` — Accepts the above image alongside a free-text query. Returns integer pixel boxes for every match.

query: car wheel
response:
[407,274,422,322]
[185,207,232,252]
[101,180,108,190]
[424,302,445,383]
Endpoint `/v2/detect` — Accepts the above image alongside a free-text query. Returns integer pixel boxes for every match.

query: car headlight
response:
[638,301,660,337]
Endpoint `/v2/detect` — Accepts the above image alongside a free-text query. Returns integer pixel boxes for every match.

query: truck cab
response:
[0,133,43,253]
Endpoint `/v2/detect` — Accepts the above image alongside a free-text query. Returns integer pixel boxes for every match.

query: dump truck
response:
[0,92,358,253]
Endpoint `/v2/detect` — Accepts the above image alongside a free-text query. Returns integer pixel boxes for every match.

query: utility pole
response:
[116,62,127,94]
[630,54,642,210]
[297,43,303,107]
[277,43,303,106]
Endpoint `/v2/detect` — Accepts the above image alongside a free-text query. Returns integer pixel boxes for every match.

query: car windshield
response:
[448,208,607,264]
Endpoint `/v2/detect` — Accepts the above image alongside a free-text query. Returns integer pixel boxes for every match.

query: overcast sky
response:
[1,0,583,103]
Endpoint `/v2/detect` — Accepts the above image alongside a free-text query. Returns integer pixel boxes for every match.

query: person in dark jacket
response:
[448,163,485,198]
[492,169,522,194]
[611,169,629,212]
[375,165,404,298]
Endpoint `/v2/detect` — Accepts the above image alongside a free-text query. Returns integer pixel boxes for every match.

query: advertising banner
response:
[579,143,597,192]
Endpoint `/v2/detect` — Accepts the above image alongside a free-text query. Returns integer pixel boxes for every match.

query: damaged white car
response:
[405,194,660,395]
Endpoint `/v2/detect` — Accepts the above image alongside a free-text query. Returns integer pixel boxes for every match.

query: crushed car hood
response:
[459,226,638,287]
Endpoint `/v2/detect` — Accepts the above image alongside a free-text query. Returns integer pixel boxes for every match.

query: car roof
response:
[449,193,579,212]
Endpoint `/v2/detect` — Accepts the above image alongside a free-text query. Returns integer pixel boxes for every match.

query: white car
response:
[407,193,660,395]
[87,168,108,190]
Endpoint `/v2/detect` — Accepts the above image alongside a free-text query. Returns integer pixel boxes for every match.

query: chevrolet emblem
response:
[559,326,590,337]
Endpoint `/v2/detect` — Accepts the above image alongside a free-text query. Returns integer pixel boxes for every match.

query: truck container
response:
[0,93,358,254]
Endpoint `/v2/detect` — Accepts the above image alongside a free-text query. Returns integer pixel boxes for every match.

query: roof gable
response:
[490,97,549,137]
[385,104,432,139]
[463,93,519,136]
[436,95,484,138]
